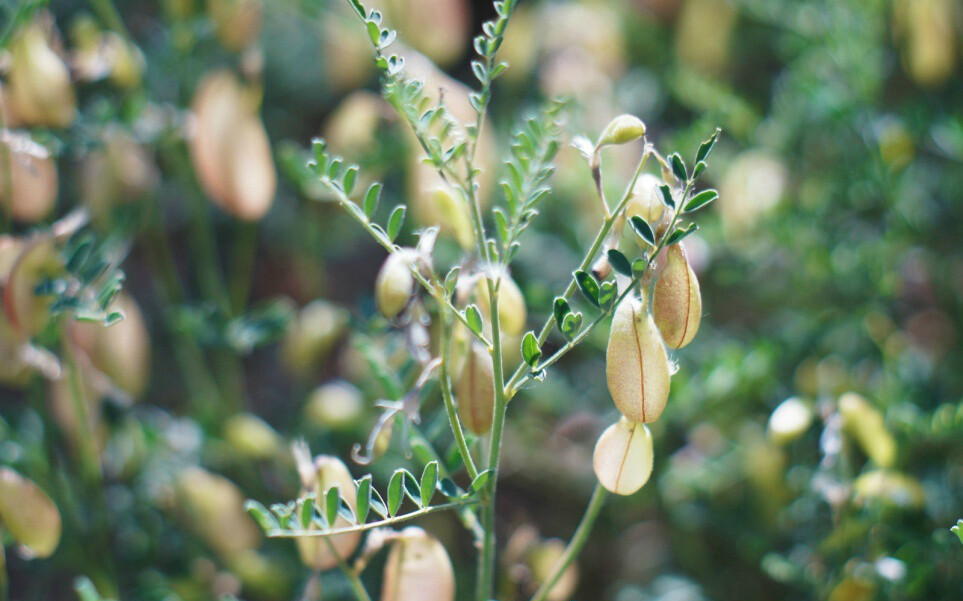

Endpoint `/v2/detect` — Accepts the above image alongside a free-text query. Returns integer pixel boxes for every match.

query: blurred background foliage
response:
[0,0,961,600]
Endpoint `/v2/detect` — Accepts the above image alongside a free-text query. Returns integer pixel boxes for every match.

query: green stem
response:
[88,0,130,37]
[322,537,372,601]
[528,484,608,601]
[0,538,7,601]
[504,148,653,397]
[439,309,480,481]
[229,220,258,314]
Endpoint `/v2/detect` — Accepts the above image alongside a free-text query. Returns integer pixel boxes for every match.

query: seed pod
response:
[652,244,702,349]
[592,417,654,495]
[0,467,61,558]
[8,22,76,128]
[597,114,646,147]
[852,469,924,509]
[456,342,495,435]
[295,455,361,571]
[223,412,279,459]
[428,184,475,250]
[375,250,418,319]
[606,296,671,423]
[80,127,158,219]
[206,0,263,52]
[305,380,364,430]
[2,235,63,338]
[838,392,896,468]
[894,0,956,88]
[527,538,579,601]
[381,527,455,601]
[189,70,276,220]
[767,397,813,445]
[474,269,527,337]
[0,133,58,223]
[282,299,349,377]
[177,467,261,558]
[625,173,665,225]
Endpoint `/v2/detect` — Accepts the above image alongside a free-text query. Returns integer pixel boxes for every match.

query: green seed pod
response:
[606,296,671,423]
[375,250,419,319]
[767,397,813,445]
[625,173,665,225]
[223,412,279,459]
[852,469,924,509]
[474,269,527,337]
[282,299,349,377]
[304,380,364,430]
[8,22,77,128]
[527,538,579,601]
[456,342,495,435]
[592,417,654,495]
[0,467,61,558]
[838,392,897,468]
[295,455,361,571]
[381,527,455,601]
[597,114,646,147]
[176,467,261,558]
[652,244,702,349]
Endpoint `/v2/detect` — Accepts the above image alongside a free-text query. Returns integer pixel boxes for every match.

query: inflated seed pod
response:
[223,412,279,459]
[0,133,58,223]
[474,269,527,336]
[625,173,665,225]
[0,467,61,558]
[838,392,896,468]
[597,114,646,147]
[375,250,419,319]
[766,397,813,445]
[2,235,63,338]
[652,244,702,349]
[206,0,263,52]
[592,417,654,495]
[176,467,261,558]
[189,70,276,220]
[381,527,455,601]
[8,21,76,128]
[456,342,495,435]
[295,455,361,571]
[606,296,671,423]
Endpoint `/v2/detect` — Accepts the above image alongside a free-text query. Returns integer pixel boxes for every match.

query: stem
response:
[322,537,372,601]
[229,220,258,314]
[504,148,653,397]
[88,0,130,37]
[528,484,608,601]
[439,308,481,481]
[0,538,7,601]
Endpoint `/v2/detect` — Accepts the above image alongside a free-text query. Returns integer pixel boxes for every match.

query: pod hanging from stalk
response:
[652,244,702,349]
[625,173,665,225]
[474,268,527,337]
[294,451,362,571]
[8,21,76,128]
[456,342,495,435]
[592,417,654,495]
[375,250,419,319]
[606,296,671,423]
[381,527,455,601]
[596,114,646,148]
[0,467,61,558]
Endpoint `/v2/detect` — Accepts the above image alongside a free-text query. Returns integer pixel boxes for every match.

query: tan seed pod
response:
[295,455,362,571]
[625,173,665,225]
[189,70,276,220]
[474,270,527,337]
[2,235,63,338]
[8,22,76,128]
[0,467,62,558]
[381,527,455,601]
[652,244,702,349]
[223,412,279,460]
[375,250,418,319]
[456,342,495,435]
[0,134,58,223]
[206,0,263,52]
[606,296,671,423]
[592,417,654,495]
[597,114,646,148]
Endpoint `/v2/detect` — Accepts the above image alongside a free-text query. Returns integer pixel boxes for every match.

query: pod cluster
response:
[595,243,703,495]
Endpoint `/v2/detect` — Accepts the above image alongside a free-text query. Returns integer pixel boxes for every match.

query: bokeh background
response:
[0,0,961,600]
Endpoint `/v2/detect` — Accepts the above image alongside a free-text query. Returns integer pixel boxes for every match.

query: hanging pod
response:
[596,114,646,148]
[8,21,76,128]
[652,244,702,349]
[295,454,362,571]
[0,467,61,558]
[474,269,527,337]
[592,417,654,495]
[456,342,495,435]
[606,296,671,423]
[381,527,455,601]
[625,173,665,225]
[375,249,420,319]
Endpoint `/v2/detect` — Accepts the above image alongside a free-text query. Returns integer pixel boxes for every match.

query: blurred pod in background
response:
[281,299,349,378]
[80,126,158,221]
[207,0,263,52]
[0,467,62,559]
[176,467,262,558]
[893,0,957,88]
[189,69,276,221]
[0,131,58,223]
[378,0,470,68]
[717,149,787,238]
[381,527,455,601]
[674,0,737,75]
[6,15,76,129]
